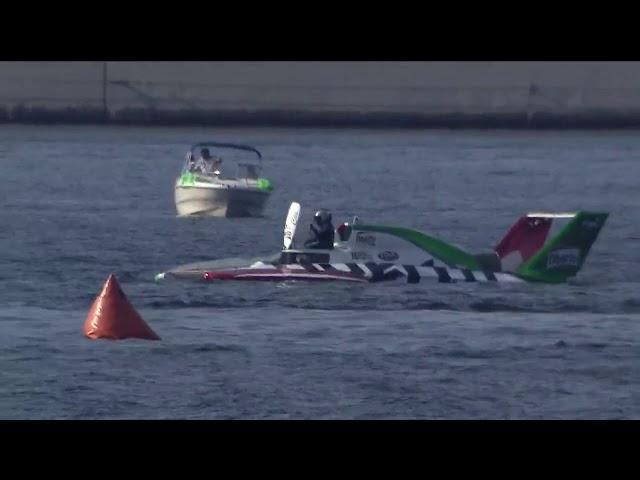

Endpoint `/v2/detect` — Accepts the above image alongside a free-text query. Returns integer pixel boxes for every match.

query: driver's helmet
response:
[200,148,211,159]
[336,222,352,241]
[314,209,332,225]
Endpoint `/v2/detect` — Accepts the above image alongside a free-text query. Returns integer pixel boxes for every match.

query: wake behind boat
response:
[174,142,273,217]
[156,202,608,285]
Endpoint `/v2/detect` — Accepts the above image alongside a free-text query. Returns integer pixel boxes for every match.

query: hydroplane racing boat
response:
[156,202,608,285]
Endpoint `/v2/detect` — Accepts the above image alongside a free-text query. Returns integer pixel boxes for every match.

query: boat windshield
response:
[237,163,261,179]
[181,142,263,181]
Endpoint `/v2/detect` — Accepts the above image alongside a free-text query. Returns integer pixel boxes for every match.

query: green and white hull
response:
[174,174,272,218]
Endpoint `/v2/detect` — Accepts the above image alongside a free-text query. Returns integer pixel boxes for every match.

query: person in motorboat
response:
[200,148,223,176]
[191,151,207,174]
[304,209,335,249]
[211,156,223,176]
[186,152,197,171]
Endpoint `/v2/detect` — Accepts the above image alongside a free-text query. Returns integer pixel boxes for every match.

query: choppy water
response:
[1,125,638,419]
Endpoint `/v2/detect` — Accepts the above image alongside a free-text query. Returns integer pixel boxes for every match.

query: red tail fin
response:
[495,216,552,271]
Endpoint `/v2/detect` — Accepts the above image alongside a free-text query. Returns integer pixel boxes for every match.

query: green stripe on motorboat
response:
[354,224,482,270]
[178,172,196,186]
[256,177,273,191]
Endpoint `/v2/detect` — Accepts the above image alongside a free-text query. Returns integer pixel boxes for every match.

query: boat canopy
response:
[190,142,262,161]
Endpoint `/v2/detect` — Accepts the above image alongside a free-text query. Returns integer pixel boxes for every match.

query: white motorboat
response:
[174,142,273,217]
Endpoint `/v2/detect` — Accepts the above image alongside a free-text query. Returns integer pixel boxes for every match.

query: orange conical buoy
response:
[83,274,160,340]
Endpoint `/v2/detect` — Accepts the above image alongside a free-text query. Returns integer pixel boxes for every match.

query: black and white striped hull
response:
[301,262,522,283]
[200,262,523,283]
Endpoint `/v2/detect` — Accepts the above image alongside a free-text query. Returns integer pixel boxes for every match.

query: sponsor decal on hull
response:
[355,232,376,247]
[546,248,580,269]
[378,251,399,261]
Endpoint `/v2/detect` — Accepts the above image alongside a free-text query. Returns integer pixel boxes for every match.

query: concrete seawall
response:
[3,62,640,128]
